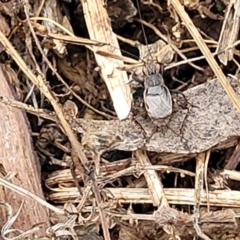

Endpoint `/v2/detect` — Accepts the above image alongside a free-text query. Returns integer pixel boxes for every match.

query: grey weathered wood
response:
[71,77,240,154]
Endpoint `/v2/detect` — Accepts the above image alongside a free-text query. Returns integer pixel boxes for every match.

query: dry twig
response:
[135,150,168,207]
[216,0,240,65]
[1,77,240,155]
[81,0,132,121]
[169,0,240,115]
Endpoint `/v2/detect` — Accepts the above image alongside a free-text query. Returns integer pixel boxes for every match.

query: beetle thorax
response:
[144,73,165,88]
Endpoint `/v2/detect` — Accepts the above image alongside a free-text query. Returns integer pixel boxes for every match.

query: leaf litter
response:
[0,0,240,239]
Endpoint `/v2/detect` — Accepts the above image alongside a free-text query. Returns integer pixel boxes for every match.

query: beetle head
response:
[144,73,165,88]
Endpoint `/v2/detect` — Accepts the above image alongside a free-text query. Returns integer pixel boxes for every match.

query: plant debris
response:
[1,0,240,239]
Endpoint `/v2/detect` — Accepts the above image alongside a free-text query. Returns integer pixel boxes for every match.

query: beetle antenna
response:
[135,0,153,60]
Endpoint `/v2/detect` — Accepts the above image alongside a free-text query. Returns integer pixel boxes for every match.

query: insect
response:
[130,45,173,123]
[141,63,173,120]
[130,0,173,123]
[104,0,174,123]
[132,60,194,143]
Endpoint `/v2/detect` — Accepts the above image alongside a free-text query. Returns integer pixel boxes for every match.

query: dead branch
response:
[71,77,240,154]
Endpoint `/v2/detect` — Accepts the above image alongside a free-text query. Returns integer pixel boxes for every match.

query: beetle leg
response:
[153,116,189,143]
[160,64,164,75]
[129,108,150,142]
[145,117,177,143]
[143,65,148,76]
[133,117,150,146]
[165,122,188,142]
[170,89,198,110]
[158,117,183,138]
[145,125,158,143]
[178,106,191,140]
[171,93,192,142]
[129,74,144,85]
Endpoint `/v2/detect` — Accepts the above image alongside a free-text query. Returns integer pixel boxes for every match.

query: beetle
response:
[132,61,173,121]
[143,71,172,120]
